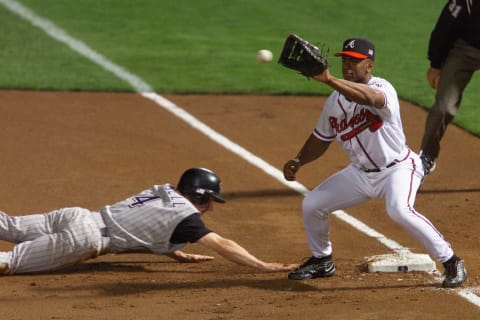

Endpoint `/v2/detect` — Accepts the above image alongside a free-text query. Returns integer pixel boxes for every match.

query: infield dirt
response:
[0,91,478,319]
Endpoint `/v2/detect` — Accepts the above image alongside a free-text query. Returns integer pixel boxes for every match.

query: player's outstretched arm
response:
[317,75,385,108]
[197,232,298,272]
[284,134,331,181]
[165,250,214,263]
[313,68,385,108]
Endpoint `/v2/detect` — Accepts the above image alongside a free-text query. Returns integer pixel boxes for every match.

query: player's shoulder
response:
[325,91,340,103]
[152,184,186,202]
[369,76,397,93]
[369,75,392,87]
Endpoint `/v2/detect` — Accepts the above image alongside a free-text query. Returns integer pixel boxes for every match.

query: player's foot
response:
[0,262,8,273]
[288,255,335,280]
[419,151,436,176]
[442,255,467,288]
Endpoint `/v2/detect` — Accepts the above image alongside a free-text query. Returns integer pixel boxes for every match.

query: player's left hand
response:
[179,253,215,263]
[313,67,332,83]
[278,33,329,78]
[167,250,215,263]
[261,262,300,272]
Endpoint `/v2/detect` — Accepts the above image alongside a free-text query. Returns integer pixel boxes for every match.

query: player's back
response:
[100,184,198,253]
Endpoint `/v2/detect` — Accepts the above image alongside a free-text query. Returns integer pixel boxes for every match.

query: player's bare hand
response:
[181,253,215,263]
[261,262,300,272]
[283,159,300,181]
[427,67,441,89]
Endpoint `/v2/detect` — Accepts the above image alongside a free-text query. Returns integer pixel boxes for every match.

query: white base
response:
[365,253,436,273]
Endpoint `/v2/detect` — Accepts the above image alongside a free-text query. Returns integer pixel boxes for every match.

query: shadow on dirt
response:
[224,187,480,200]
[223,189,302,199]
[31,276,439,297]
[418,188,480,194]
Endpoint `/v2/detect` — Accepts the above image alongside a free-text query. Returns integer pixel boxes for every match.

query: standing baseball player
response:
[0,167,297,274]
[282,37,467,288]
[419,0,480,175]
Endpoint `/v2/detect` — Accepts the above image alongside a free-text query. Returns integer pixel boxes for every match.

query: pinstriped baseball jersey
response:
[100,184,199,254]
[314,76,408,170]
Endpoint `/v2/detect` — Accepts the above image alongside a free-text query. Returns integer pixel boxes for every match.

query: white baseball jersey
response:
[314,76,409,170]
[301,75,454,264]
[101,184,198,254]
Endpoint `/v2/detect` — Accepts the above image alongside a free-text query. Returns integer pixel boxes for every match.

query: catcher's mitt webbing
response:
[278,34,328,78]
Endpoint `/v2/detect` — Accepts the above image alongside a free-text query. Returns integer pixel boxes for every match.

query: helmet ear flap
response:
[191,194,211,205]
[177,168,225,205]
[186,189,211,205]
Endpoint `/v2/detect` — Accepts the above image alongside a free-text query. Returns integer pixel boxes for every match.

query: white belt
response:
[91,212,110,254]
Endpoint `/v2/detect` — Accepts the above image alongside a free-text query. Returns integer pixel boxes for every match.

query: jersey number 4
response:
[128,196,160,208]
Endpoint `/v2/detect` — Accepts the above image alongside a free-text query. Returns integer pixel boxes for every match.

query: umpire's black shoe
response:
[420,152,436,176]
[442,255,467,288]
[288,255,335,280]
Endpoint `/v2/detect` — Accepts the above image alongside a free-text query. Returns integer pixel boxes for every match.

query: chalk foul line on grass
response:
[2,0,478,308]
[0,0,152,93]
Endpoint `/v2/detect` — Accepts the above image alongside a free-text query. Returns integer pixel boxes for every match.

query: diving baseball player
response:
[0,168,297,274]
[281,37,467,288]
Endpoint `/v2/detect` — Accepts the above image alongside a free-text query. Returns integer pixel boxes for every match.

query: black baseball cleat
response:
[419,152,436,176]
[442,255,467,288]
[288,255,335,280]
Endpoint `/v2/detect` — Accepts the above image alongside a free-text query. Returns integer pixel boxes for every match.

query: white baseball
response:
[257,49,273,63]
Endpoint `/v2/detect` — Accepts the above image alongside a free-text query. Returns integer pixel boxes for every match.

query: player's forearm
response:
[198,233,267,270]
[295,134,330,165]
[323,76,383,108]
[217,239,267,269]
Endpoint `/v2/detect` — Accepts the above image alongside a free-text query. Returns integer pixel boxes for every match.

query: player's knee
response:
[385,202,410,224]
[302,196,329,220]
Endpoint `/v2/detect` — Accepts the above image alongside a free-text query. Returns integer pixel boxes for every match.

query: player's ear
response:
[366,59,374,72]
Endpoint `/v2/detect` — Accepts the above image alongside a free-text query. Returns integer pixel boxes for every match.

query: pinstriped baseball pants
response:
[0,207,108,274]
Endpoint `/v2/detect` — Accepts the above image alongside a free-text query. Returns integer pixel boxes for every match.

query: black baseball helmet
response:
[177,168,226,205]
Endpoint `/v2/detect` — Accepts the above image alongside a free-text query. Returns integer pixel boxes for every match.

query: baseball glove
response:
[278,34,329,78]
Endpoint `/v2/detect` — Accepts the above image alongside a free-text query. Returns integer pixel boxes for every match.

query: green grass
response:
[0,0,479,135]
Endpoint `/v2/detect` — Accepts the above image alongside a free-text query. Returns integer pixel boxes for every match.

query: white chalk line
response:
[2,0,477,308]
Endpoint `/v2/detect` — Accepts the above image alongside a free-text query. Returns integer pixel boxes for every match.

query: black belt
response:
[361,161,396,173]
